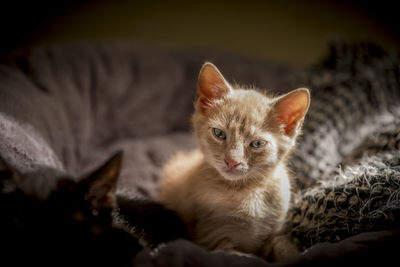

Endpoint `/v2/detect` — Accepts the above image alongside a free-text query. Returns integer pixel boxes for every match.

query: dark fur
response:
[117,197,189,247]
[0,153,141,266]
[0,152,188,266]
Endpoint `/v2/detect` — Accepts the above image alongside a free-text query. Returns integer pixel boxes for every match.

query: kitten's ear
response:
[80,151,123,209]
[196,62,232,113]
[274,88,310,137]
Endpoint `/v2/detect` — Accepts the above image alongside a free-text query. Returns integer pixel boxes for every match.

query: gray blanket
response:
[1,41,399,259]
[0,42,296,199]
[289,43,400,248]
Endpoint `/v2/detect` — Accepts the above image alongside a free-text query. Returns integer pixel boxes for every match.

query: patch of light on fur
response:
[241,188,267,217]
[229,145,244,162]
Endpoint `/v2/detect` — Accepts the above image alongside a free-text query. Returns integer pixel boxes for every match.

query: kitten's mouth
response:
[223,167,243,174]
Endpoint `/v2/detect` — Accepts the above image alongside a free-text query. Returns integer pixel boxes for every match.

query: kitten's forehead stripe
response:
[218,89,274,140]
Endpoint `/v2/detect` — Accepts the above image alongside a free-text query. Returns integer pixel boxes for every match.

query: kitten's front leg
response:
[221,249,256,258]
[213,242,255,258]
[261,234,299,262]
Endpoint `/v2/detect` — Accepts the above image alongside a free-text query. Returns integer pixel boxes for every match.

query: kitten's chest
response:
[238,188,271,218]
[192,182,282,252]
[198,182,277,220]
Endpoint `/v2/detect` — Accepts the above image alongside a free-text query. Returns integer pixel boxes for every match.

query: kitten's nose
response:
[224,158,241,170]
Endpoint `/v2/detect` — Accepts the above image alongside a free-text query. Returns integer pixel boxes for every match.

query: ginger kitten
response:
[158,63,310,260]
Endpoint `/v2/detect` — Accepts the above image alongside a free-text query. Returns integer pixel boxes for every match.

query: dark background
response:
[1,0,399,66]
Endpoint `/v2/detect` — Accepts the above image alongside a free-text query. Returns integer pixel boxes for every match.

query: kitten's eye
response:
[213,128,226,140]
[250,140,266,148]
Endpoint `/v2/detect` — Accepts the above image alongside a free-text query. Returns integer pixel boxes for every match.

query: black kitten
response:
[0,152,141,266]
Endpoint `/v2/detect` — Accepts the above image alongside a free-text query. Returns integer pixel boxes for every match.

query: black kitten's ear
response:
[80,151,123,209]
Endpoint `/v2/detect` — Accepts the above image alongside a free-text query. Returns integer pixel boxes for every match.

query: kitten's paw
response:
[261,234,299,262]
[213,248,256,258]
[226,250,256,258]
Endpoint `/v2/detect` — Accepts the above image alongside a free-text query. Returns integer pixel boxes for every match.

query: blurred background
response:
[2,0,399,66]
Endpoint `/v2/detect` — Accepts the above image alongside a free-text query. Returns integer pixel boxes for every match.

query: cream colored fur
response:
[158,62,309,260]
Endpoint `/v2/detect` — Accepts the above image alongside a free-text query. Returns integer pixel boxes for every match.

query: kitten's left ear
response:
[80,151,123,209]
[274,88,310,137]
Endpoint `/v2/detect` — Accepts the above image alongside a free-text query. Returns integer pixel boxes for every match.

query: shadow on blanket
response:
[0,41,399,266]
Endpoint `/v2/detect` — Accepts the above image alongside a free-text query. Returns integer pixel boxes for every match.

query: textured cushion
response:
[288,43,400,248]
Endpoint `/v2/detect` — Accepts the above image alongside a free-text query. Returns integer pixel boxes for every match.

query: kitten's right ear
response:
[196,62,232,113]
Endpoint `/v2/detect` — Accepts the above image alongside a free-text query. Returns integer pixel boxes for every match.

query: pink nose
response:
[224,158,241,170]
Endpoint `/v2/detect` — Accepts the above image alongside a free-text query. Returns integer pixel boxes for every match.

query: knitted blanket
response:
[289,42,400,249]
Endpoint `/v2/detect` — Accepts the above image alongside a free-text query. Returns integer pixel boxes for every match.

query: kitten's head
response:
[0,151,123,231]
[192,63,310,182]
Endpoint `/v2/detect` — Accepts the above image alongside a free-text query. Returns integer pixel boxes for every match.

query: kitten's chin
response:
[219,168,248,182]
